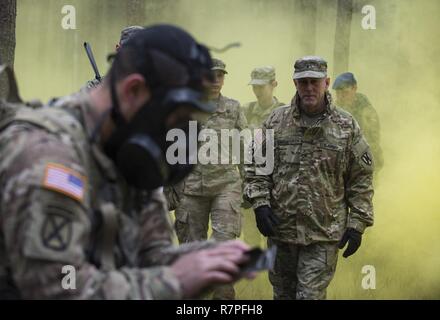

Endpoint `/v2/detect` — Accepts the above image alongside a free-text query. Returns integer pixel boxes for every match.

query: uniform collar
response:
[251,96,278,120]
[211,94,227,113]
[291,91,335,119]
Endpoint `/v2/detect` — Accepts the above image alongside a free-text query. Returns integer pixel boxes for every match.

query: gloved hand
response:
[338,228,362,258]
[254,205,280,237]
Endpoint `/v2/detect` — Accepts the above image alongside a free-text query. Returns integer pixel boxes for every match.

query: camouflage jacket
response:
[244,93,374,245]
[339,93,383,170]
[242,97,285,129]
[0,92,210,299]
[181,94,248,196]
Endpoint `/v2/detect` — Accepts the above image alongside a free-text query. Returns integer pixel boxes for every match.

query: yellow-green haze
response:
[14,0,440,299]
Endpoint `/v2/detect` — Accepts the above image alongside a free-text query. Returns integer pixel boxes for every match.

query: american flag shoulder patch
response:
[42,163,87,202]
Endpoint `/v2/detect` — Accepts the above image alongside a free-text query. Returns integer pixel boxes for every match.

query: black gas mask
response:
[102,25,214,190]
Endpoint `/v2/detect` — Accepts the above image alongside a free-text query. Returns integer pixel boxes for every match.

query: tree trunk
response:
[126,0,146,26]
[333,0,353,77]
[0,0,17,98]
[295,0,318,55]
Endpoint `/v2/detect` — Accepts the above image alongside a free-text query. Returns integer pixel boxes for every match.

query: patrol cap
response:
[119,26,144,45]
[248,66,276,85]
[332,72,357,90]
[211,58,228,74]
[293,56,327,79]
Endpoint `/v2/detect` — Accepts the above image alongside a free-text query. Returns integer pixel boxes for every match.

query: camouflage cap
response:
[293,56,327,79]
[211,58,228,74]
[248,66,276,85]
[332,72,357,90]
[120,26,144,45]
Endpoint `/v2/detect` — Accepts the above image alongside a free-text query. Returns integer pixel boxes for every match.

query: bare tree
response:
[0,0,17,98]
[333,0,353,77]
[127,0,146,26]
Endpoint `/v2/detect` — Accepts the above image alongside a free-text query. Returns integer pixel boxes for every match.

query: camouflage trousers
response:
[175,191,242,299]
[268,238,339,300]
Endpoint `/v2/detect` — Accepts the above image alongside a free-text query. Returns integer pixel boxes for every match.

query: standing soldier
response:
[333,72,384,174]
[174,58,248,300]
[244,56,375,299]
[241,66,284,247]
[0,25,253,300]
[243,66,284,128]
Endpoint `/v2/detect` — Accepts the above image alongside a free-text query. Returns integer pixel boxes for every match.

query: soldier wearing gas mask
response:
[0,25,253,299]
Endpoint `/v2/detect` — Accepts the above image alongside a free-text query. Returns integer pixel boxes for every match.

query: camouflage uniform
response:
[241,66,285,247]
[0,92,211,299]
[175,89,247,299]
[333,72,383,173]
[338,93,383,172]
[242,97,284,128]
[244,57,374,300]
[175,93,247,241]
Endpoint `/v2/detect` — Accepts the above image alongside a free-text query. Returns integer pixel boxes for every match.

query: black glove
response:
[338,228,362,258]
[254,206,280,237]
